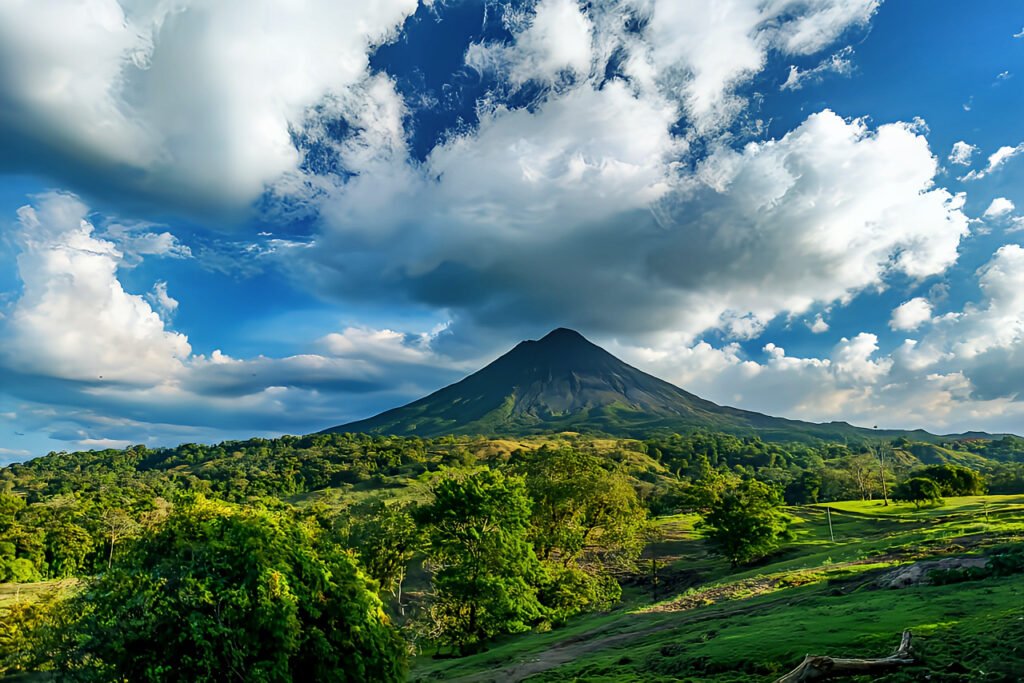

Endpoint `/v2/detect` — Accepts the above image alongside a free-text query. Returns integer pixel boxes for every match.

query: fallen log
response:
[774,630,914,682]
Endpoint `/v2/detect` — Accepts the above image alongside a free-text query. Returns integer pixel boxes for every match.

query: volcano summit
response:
[327,329,964,443]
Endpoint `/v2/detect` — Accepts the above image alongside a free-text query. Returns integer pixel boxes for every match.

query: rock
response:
[874,557,988,589]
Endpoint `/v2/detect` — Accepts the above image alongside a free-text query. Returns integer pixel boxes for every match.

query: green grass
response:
[413,495,1024,682]
[0,580,77,608]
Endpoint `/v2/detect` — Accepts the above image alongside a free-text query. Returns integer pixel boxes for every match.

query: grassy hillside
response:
[413,495,1024,682]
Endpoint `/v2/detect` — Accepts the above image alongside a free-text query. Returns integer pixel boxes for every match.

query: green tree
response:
[0,542,39,583]
[418,469,543,652]
[784,471,821,505]
[348,499,420,613]
[893,477,944,508]
[513,446,646,620]
[51,495,406,682]
[916,464,985,496]
[45,521,93,578]
[699,480,791,567]
[515,446,647,569]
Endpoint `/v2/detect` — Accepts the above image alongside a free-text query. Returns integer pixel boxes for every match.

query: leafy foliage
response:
[48,495,406,682]
[699,480,792,566]
[417,470,543,652]
[893,477,944,508]
[346,499,420,606]
[914,464,986,496]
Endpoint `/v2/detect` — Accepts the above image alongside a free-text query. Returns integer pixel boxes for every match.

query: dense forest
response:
[1,431,1023,679]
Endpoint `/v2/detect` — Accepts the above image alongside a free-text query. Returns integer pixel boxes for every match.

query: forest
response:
[2,431,1023,680]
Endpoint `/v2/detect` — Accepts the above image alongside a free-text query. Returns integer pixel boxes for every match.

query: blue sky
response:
[1,0,1023,462]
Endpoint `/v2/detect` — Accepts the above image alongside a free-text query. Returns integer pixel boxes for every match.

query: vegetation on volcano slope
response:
[414,495,1024,682]
[1,431,1023,680]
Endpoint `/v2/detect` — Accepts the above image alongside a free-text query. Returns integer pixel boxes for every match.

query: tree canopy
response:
[699,479,791,567]
[50,495,406,682]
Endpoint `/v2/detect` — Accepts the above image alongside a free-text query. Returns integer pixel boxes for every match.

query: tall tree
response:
[418,469,543,652]
[893,477,944,508]
[515,446,647,569]
[348,499,420,614]
[699,480,791,567]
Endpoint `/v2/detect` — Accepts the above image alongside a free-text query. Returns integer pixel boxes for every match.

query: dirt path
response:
[445,619,665,683]
[441,591,826,683]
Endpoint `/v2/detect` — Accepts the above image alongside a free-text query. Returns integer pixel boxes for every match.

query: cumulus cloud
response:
[466,0,593,86]
[3,192,191,384]
[611,258,1024,435]
[983,197,1015,219]
[0,0,419,214]
[808,314,830,333]
[146,281,179,322]
[305,106,968,342]
[0,193,465,449]
[889,297,933,331]
[461,0,878,134]
[613,0,877,130]
[948,140,976,166]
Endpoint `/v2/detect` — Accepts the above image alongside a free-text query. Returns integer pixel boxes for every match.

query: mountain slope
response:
[325,328,986,443]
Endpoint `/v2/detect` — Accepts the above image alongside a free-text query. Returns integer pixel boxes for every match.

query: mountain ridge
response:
[325,328,1001,443]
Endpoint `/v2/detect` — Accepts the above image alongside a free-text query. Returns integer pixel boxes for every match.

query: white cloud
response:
[617,0,877,130]
[4,192,191,384]
[889,297,933,331]
[146,281,179,321]
[304,105,968,343]
[466,0,593,86]
[962,142,1024,180]
[947,140,976,166]
[808,314,830,333]
[944,244,1024,360]
[0,0,419,213]
[983,197,1015,219]
[0,193,466,447]
[462,0,879,134]
[104,222,192,264]
[780,46,854,90]
[610,261,1024,435]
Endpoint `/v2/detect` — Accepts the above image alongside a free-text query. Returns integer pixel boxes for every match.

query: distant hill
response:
[325,328,997,443]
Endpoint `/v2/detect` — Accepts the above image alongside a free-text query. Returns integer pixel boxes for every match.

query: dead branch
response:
[774,630,913,682]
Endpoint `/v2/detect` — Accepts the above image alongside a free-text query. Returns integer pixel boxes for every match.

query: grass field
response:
[413,495,1024,682]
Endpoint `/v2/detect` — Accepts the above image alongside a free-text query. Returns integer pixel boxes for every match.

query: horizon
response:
[2,1,1024,462]
[9,325,1017,462]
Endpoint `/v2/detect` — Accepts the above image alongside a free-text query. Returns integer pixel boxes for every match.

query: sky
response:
[0,0,1023,462]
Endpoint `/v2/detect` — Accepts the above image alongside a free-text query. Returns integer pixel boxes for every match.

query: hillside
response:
[414,495,1024,682]
[327,328,996,444]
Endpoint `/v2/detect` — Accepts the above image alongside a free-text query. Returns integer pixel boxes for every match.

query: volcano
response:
[325,328,968,443]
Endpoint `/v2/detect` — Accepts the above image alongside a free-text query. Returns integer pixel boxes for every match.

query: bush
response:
[50,495,406,682]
